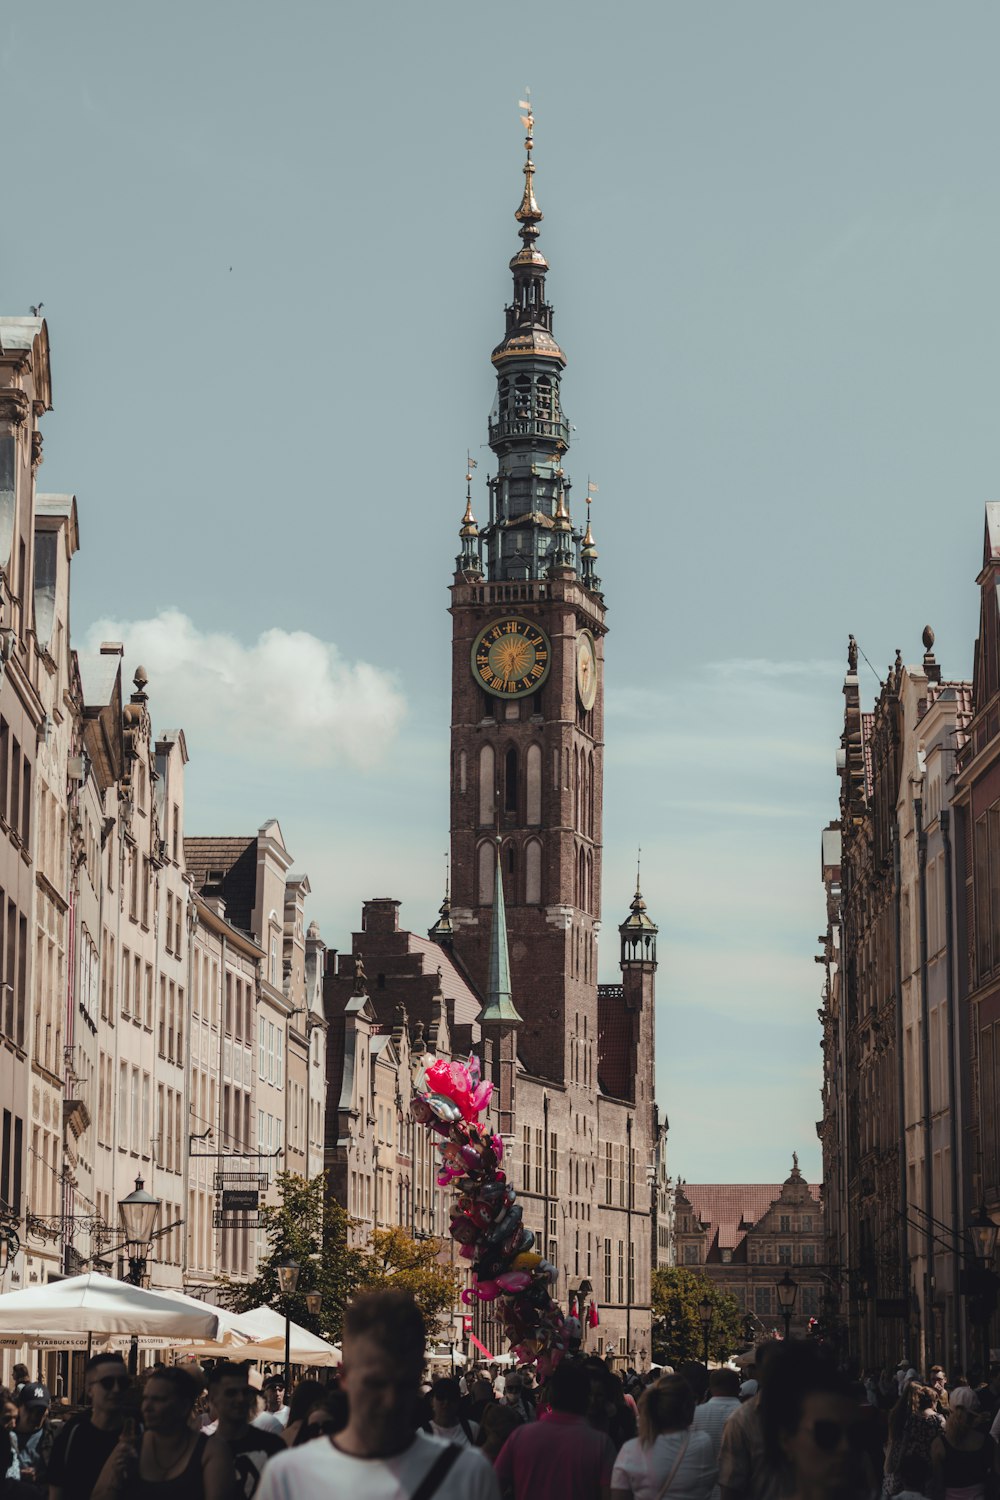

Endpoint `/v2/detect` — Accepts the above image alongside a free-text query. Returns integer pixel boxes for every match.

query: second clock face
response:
[472,617,551,698]
[577,630,598,711]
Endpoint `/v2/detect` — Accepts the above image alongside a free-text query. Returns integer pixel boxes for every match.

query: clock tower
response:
[448,104,605,1085]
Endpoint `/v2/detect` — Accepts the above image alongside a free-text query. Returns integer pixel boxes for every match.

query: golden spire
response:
[582,481,598,554]
[515,93,542,241]
[460,453,479,537]
[554,485,571,529]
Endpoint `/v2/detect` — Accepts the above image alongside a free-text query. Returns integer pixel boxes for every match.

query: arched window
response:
[573,748,580,829]
[456,749,467,795]
[525,839,542,904]
[526,744,541,824]
[478,841,495,905]
[504,747,518,814]
[588,751,595,837]
[586,850,594,913]
[577,847,586,911]
[478,745,495,826]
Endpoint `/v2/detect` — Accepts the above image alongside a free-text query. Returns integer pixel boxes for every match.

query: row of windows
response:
[681,1241,818,1266]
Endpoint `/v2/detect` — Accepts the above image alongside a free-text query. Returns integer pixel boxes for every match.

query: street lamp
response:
[698,1295,713,1368]
[776,1270,798,1341]
[276,1256,300,1390]
[305,1291,322,1318]
[118,1178,161,1286]
[969,1203,999,1264]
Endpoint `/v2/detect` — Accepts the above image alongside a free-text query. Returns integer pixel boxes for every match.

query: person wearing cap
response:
[930,1385,998,1500]
[14,1381,54,1491]
[252,1376,289,1435]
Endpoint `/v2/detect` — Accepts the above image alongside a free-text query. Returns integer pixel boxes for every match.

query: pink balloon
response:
[497,1271,532,1293]
[475,1280,501,1301]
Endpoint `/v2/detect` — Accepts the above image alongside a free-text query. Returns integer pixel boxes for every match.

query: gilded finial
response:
[515,92,542,243]
[460,452,479,536]
[583,480,598,551]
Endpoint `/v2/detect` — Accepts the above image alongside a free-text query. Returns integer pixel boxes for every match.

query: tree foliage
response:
[218,1173,460,1345]
[357,1225,461,1338]
[651,1266,745,1366]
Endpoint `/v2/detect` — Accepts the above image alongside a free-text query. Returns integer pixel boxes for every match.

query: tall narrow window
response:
[478,745,495,827]
[478,841,494,906]
[504,747,518,814]
[526,744,541,824]
[0,439,15,573]
[525,839,542,905]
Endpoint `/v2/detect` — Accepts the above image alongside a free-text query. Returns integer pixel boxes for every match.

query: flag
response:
[588,1300,599,1328]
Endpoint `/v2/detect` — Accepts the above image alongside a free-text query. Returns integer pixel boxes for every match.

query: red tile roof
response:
[680,1182,821,1252]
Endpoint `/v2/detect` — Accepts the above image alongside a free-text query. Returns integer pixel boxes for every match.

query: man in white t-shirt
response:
[255,1289,499,1500]
[252,1376,289,1434]
[424,1377,480,1448]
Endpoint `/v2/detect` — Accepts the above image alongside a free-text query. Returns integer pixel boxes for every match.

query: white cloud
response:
[79,609,406,769]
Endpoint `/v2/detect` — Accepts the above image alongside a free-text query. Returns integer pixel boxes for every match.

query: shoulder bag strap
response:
[654,1432,690,1500]
[410,1443,462,1500]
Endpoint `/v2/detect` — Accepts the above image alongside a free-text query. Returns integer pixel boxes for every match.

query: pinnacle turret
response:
[477,839,523,1027]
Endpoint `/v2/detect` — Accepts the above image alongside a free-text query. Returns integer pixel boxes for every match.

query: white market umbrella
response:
[183,1305,341,1367]
[0,1273,242,1341]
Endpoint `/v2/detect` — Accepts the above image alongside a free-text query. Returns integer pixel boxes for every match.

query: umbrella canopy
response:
[0,1273,242,1340]
[183,1305,341,1367]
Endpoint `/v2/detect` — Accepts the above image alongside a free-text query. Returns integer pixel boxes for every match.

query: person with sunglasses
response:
[291,1392,347,1447]
[761,1343,875,1500]
[46,1352,134,1500]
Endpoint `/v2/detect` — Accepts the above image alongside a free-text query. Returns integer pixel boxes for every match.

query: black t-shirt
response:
[227,1425,286,1499]
[47,1414,121,1500]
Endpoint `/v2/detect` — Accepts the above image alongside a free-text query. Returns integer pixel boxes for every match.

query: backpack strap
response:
[410,1443,462,1500]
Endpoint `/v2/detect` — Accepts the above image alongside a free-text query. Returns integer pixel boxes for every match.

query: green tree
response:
[219,1171,367,1344]
[356,1225,461,1338]
[651,1267,744,1366]
[219,1173,461,1345]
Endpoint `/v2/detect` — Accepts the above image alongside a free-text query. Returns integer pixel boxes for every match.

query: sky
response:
[4,1,1000,1181]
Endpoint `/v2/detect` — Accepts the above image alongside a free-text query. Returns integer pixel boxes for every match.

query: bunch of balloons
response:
[411,1053,568,1376]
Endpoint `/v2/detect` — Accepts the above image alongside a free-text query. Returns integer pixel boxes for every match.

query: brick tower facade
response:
[448,103,605,1086]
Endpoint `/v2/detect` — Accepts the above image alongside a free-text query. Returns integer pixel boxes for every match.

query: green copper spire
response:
[478,838,524,1027]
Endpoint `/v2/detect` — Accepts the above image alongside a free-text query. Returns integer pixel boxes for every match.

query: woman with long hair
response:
[885,1383,944,1496]
[92,1367,232,1500]
[611,1375,716,1500]
[930,1386,997,1500]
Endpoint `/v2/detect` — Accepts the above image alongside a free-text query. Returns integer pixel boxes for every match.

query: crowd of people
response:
[3,1303,1000,1500]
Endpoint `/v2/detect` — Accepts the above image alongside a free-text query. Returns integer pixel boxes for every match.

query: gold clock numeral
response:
[471,617,552,700]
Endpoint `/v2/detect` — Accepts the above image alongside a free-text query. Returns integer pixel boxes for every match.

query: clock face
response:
[472,617,551,698]
[576,630,598,711]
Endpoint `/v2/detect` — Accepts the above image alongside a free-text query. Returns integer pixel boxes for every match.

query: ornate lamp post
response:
[698,1295,713,1368]
[118,1178,160,1286]
[305,1291,322,1318]
[118,1177,161,1377]
[276,1256,300,1389]
[776,1270,798,1341]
